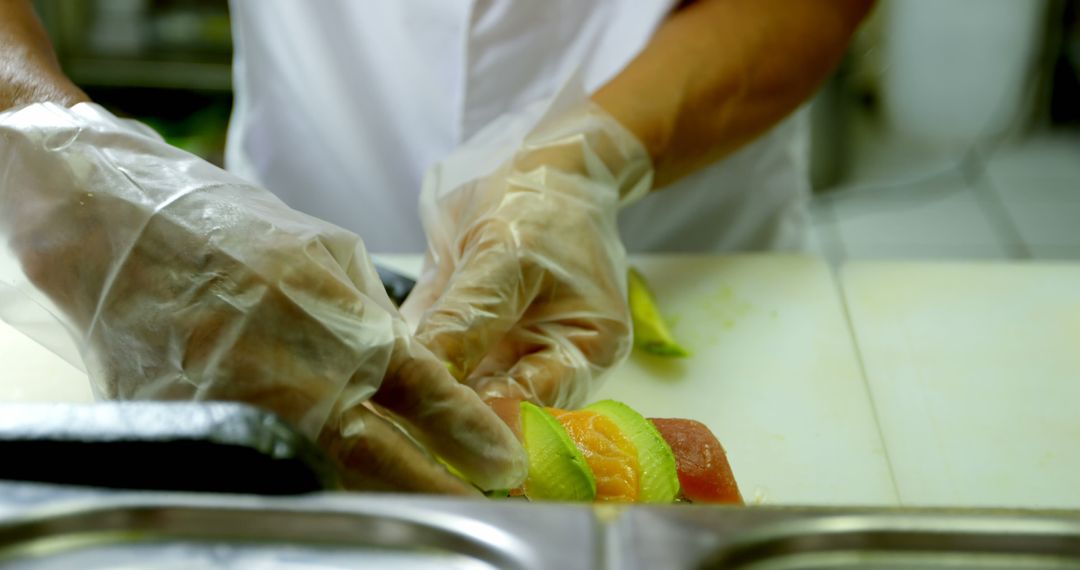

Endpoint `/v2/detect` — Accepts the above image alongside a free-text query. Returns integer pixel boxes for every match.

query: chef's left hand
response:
[402,104,653,408]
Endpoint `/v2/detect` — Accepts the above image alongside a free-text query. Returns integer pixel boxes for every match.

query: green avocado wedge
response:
[628,267,689,357]
[519,401,596,501]
[585,399,680,503]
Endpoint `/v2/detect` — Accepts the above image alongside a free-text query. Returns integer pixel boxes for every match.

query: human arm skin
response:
[593,0,874,188]
[0,0,87,109]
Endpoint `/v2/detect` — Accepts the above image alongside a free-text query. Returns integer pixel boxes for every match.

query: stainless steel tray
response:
[610,506,1080,569]
[0,485,597,569]
[3,483,1080,569]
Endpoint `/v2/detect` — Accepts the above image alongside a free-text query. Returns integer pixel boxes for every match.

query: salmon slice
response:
[548,408,640,502]
[649,418,742,504]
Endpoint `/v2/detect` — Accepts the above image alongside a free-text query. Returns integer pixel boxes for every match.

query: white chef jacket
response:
[225,0,810,253]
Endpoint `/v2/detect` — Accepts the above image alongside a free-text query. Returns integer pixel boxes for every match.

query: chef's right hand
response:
[0,102,526,494]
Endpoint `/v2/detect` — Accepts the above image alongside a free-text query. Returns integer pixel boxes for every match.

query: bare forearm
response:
[593,0,873,189]
[0,0,87,110]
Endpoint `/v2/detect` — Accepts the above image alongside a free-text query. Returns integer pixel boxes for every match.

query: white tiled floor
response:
[1028,244,1080,260]
[809,117,1080,263]
[1004,202,1080,247]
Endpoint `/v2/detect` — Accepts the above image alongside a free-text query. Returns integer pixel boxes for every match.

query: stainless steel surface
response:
[610,506,1080,569]
[3,484,1080,569]
[0,484,597,569]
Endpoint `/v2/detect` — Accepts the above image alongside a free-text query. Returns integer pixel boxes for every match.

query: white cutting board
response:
[593,255,897,506]
[0,255,898,506]
[0,319,91,402]
[842,261,1080,508]
[378,254,898,505]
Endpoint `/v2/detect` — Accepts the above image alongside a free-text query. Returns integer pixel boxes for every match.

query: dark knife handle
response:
[0,403,340,495]
[376,265,417,306]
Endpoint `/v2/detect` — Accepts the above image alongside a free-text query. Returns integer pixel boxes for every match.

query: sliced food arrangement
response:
[482,270,739,504]
[491,398,742,504]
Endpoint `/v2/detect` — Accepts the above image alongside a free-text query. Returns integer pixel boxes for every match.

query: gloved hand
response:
[402,102,653,408]
[0,103,525,493]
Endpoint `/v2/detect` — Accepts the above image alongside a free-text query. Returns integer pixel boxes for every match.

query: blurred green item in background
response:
[32,0,234,165]
[96,87,232,166]
[141,103,230,166]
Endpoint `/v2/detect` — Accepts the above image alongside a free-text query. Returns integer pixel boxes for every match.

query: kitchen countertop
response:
[2,255,1078,509]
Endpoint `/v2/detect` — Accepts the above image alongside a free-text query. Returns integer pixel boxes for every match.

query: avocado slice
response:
[585,399,680,503]
[519,401,596,501]
[628,267,689,357]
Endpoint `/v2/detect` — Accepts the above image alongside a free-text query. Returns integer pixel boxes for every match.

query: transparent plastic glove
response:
[0,103,525,493]
[402,102,653,408]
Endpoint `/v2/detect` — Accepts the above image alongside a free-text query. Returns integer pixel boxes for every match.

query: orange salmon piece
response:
[548,408,640,502]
